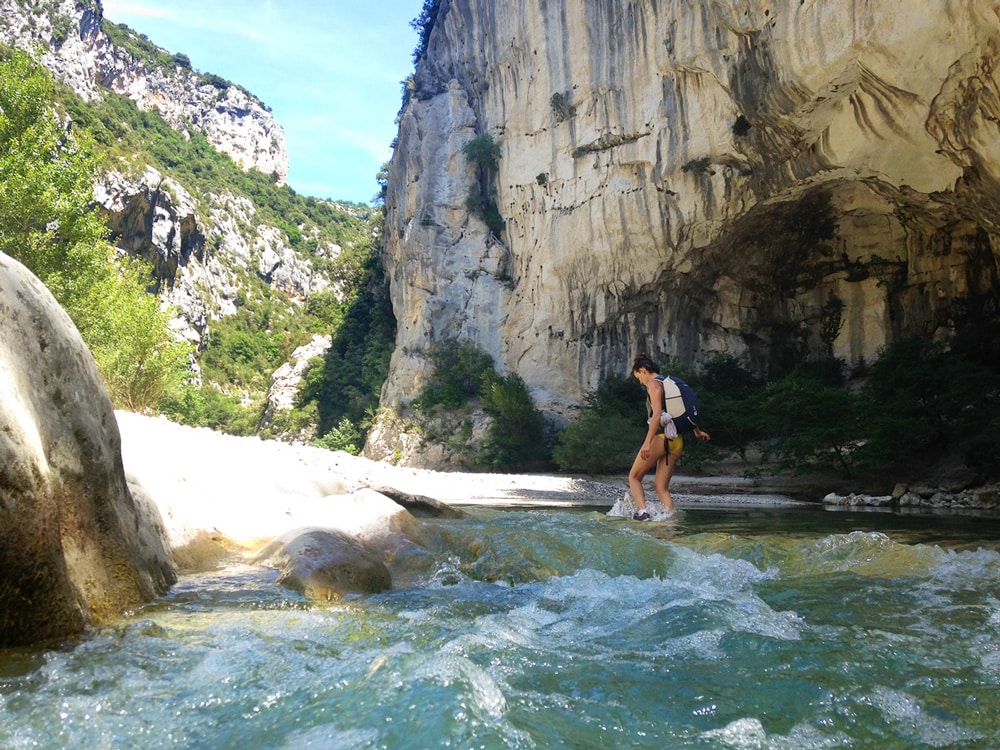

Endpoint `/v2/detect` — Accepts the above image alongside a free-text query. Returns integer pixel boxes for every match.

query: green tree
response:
[696,355,764,462]
[752,375,863,475]
[479,371,549,468]
[0,48,189,410]
[858,337,999,474]
[462,134,504,236]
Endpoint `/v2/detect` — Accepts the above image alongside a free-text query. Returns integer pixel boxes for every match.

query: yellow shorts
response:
[659,433,683,455]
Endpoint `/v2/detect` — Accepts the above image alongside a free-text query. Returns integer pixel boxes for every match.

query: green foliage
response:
[693,355,765,461]
[78,255,192,411]
[462,135,505,236]
[161,385,261,436]
[752,375,863,475]
[553,377,646,473]
[48,54,384,434]
[410,0,443,63]
[478,372,549,468]
[313,417,363,454]
[0,48,190,411]
[298,227,396,444]
[414,339,495,411]
[413,339,549,469]
[59,82,374,258]
[101,21,259,105]
[462,135,502,174]
[858,337,999,474]
[552,339,1000,483]
[197,283,297,393]
[819,292,845,357]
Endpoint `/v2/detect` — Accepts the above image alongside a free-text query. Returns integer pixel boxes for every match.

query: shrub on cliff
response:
[413,339,550,469]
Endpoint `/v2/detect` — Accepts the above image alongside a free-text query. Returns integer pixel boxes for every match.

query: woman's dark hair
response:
[631,353,660,374]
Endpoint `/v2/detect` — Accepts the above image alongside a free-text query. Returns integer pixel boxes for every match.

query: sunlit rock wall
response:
[381,0,1000,430]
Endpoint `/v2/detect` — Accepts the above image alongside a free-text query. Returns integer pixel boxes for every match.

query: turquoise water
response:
[2,505,1000,748]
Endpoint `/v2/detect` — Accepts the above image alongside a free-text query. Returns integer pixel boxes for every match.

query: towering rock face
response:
[0,0,289,183]
[381,0,1000,423]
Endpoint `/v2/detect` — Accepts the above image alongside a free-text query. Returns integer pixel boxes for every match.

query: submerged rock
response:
[252,528,392,601]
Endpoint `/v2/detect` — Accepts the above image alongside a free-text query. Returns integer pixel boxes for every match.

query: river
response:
[2,502,999,748]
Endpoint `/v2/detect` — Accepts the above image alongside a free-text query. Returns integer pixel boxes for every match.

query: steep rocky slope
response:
[1,0,376,427]
[381,0,1000,427]
[0,0,288,181]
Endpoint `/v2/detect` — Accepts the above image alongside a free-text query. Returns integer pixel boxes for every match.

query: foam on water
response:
[1,508,999,748]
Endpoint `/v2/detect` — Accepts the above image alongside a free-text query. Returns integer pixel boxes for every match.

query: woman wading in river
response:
[628,354,711,521]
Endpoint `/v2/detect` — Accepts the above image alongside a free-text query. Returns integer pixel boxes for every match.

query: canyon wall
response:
[380,0,1000,431]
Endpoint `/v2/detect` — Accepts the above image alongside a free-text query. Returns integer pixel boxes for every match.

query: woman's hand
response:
[640,439,652,459]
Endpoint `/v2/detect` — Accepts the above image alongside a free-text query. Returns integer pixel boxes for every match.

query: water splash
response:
[1,507,999,748]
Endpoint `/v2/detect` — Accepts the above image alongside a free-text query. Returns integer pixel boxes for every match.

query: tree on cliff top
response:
[0,48,189,410]
[410,0,442,63]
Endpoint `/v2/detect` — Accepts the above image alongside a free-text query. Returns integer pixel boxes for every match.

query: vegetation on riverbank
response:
[555,331,1000,489]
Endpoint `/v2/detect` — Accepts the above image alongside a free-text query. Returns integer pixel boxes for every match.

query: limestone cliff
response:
[0,0,288,182]
[380,0,1000,429]
[93,167,333,350]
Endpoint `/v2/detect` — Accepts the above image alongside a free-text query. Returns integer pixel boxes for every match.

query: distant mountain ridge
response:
[1,0,390,448]
[0,0,289,183]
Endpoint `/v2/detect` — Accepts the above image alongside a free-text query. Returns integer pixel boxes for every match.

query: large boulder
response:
[0,253,175,647]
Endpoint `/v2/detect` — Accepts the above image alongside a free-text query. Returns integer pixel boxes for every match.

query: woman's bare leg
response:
[628,437,667,511]
[653,450,681,512]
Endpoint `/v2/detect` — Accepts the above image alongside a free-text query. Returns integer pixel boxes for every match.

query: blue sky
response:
[102,1,421,204]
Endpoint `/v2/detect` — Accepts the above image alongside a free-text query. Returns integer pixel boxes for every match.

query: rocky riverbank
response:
[117,411,1000,555]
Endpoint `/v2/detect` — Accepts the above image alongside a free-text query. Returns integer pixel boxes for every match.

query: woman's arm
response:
[645,378,665,445]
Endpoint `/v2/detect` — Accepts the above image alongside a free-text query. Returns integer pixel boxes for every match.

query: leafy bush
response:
[414,339,495,411]
[0,48,190,411]
[478,372,549,468]
[161,385,261,436]
[412,339,549,469]
[857,337,999,475]
[462,135,505,236]
[751,375,864,475]
[313,417,363,454]
[553,376,645,473]
[694,355,765,461]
